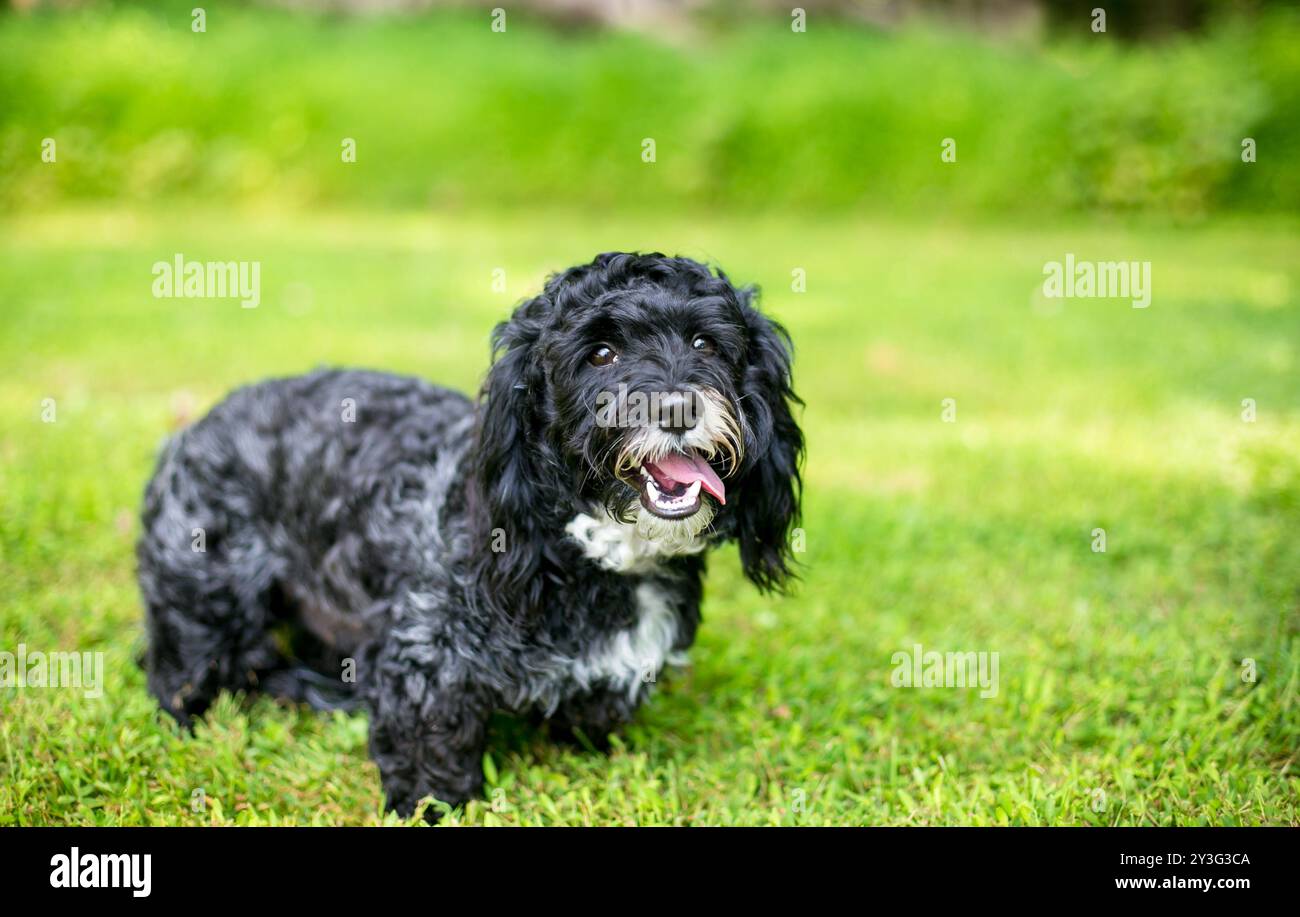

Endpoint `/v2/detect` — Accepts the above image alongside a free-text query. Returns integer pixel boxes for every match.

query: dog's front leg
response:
[547,685,645,751]
[362,635,491,822]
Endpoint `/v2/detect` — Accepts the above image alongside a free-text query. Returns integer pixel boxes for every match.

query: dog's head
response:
[473,252,803,615]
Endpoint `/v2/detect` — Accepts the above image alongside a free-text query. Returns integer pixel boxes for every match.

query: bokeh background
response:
[1,0,1297,825]
[5,0,1300,214]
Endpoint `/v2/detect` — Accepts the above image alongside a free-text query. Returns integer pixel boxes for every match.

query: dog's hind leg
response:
[258,664,361,712]
[137,441,290,724]
[139,544,292,724]
[139,576,287,724]
[142,572,361,719]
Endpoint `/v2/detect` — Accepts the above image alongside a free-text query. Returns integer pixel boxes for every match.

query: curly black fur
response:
[137,252,803,818]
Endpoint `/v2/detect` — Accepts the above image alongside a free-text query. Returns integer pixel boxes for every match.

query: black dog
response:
[137,252,802,817]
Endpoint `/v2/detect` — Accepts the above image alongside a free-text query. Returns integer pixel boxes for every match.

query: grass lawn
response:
[1,207,1297,825]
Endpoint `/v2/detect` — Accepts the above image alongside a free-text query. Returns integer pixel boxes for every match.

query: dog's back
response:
[136,368,474,721]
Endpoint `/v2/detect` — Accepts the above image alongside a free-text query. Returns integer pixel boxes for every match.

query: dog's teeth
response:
[640,463,705,518]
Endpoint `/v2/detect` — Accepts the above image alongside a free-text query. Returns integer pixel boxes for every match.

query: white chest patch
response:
[515,509,702,715]
[570,582,687,701]
[565,509,708,574]
[516,580,689,715]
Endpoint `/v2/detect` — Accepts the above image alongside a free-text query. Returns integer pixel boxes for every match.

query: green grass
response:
[4,2,1300,216]
[1,206,1297,825]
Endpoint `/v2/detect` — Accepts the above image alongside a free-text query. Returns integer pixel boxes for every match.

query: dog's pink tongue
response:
[652,452,726,504]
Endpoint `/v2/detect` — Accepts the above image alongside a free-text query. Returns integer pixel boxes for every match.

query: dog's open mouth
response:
[636,450,726,519]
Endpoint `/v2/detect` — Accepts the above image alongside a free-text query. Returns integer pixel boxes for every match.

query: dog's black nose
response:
[654,391,699,434]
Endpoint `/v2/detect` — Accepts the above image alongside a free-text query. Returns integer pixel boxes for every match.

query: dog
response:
[137,252,803,818]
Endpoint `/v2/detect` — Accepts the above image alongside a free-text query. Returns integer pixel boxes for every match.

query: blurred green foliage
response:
[2,0,1297,215]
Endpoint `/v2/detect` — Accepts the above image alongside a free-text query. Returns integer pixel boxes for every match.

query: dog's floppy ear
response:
[732,292,804,592]
[471,294,558,618]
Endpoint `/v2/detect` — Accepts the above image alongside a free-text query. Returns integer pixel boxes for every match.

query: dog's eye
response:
[691,335,716,355]
[588,344,619,367]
